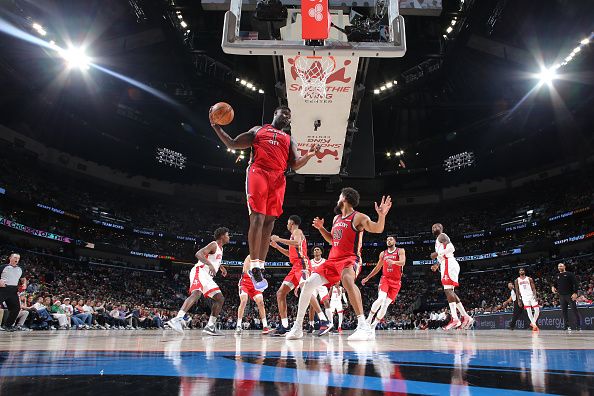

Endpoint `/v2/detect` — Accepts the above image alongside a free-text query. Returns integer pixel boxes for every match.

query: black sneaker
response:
[317,320,334,336]
[4,326,17,332]
[273,325,288,336]
[306,323,314,334]
[251,267,264,282]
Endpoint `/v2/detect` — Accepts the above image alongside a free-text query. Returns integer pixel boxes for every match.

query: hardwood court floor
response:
[0,329,591,395]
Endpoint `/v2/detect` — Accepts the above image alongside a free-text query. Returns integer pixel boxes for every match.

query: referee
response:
[0,253,25,331]
[503,282,525,330]
[552,262,581,331]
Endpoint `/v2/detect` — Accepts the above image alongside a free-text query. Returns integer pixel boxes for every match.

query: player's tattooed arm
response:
[288,138,320,170]
[210,122,257,150]
[357,196,392,233]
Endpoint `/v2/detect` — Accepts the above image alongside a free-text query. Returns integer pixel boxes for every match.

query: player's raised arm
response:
[362,251,385,285]
[357,196,392,234]
[288,139,320,170]
[209,108,257,149]
[313,216,332,244]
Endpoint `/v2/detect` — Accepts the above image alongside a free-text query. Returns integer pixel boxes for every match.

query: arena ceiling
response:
[0,0,592,192]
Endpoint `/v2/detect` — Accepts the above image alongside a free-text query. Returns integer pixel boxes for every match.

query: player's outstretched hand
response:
[308,144,321,156]
[208,107,217,126]
[220,266,228,277]
[270,235,280,242]
[361,277,368,285]
[430,252,438,260]
[374,195,392,216]
[312,217,324,229]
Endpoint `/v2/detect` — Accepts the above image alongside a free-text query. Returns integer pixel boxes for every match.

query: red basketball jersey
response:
[250,124,291,172]
[328,212,363,259]
[288,233,309,271]
[382,248,403,281]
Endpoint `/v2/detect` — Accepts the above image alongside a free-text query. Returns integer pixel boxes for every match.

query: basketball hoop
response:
[294,55,336,99]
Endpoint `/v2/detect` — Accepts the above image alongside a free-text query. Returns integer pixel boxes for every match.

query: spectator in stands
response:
[50,299,69,329]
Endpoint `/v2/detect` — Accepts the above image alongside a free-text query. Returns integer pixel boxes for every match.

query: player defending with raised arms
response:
[286,188,392,341]
[362,236,405,334]
[209,106,319,289]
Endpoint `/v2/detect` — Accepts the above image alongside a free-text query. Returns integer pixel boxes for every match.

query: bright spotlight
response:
[581,38,590,45]
[60,46,91,70]
[180,21,188,28]
[240,79,247,85]
[374,89,380,94]
[451,20,457,26]
[572,46,581,54]
[386,82,393,88]
[386,152,391,157]
[536,67,557,85]
[258,89,264,94]
[446,26,453,34]
[246,82,253,88]
[380,85,386,91]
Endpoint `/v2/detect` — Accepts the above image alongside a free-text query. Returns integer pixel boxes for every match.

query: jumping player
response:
[362,236,405,333]
[328,283,348,332]
[269,215,332,336]
[236,255,270,334]
[210,106,319,286]
[167,227,229,335]
[307,247,332,333]
[430,224,473,330]
[515,268,540,331]
[286,188,392,341]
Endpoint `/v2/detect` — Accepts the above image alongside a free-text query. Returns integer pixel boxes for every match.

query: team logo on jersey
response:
[332,228,343,244]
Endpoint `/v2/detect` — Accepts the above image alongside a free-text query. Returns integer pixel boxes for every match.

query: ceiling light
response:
[572,46,581,53]
[258,89,264,94]
[180,21,188,28]
[374,89,380,94]
[451,20,457,26]
[443,34,447,39]
[386,152,391,157]
[240,80,247,85]
[246,82,253,88]
[177,14,183,19]
[380,85,386,91]
[393,80,398,84]
[536,67,557,85]
[580,38,590,45]
[235,77,240,82]
[386,82,393,88]
[446,26,453,34]
[251,86,256,91]
[60,46,91,70]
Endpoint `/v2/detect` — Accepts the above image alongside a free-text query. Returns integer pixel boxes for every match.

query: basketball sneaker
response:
[347,323,373,341]
[337,327,343,334]
[167,317,184,334]
[235,326,242,334]
[530,323,540,332]
[202,324,224,336]
[305,323,314,334]
[461,316,474,330]
[286,324,304,340]
[444,319,462,330]
[262,327,272,335]
[318,320,333,336]
[274,324,289,336]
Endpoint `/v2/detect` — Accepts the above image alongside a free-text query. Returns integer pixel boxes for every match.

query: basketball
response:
[210,102,234,125]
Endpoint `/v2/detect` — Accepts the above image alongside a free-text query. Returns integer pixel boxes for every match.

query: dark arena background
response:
[0,0,593,395]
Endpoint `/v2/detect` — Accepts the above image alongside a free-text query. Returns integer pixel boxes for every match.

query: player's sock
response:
[262,318,268,328]
[318,311,328,322]
[533,307,540,323]
[250,260,259,270]
[357,314,367,328]
[325,308,333,324]
[208,316,217,326]
[176,310,186,319]
[237,318,242,328]
[448,302,459,321]
[282,318,289,328]
[309,320,314,328]
[526,308,535,324]
[338,313,343,328]
[456,302,469,317]
[258,260,265,269]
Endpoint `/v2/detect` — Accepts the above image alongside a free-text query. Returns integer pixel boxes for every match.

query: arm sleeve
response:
[436,242,455,256]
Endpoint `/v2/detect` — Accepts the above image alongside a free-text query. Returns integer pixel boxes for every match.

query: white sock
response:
[456,302,469,317]
[208,316,217,326]
[282,318,289,328]
[258,260,265,269]
[176,310,186,319]
[250,260,259,270]
[262,318,268,328]
[309,320,314,327]
[237,318,242,328]
[357,314,367,327]
[325,308,333,324]
[295,274,323,326]
[533,307,540,323]
[338,313,343,328]
[449,302,459,321]
[318,311,328,322]
[526,308,534,324]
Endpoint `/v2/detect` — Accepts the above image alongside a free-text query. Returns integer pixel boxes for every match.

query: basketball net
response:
[294,56,336,99]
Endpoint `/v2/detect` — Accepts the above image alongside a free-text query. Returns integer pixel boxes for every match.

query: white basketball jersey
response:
[435,237,457,265]
[201,243,223,274]
[517,276,534,299]
[310,257,326,269]
[331,286,343,303]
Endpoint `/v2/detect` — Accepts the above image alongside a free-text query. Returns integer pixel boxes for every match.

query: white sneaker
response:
[235,326,242,334]
[348,323,373,341]
[168,317,184,334]
[285,324,304,340]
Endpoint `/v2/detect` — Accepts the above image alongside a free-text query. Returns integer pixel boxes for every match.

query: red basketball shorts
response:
[283,260,306,290]
[379,276,401,302]
[239,273,262,301]
[246,165,286,218]
[314,256,360,287]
